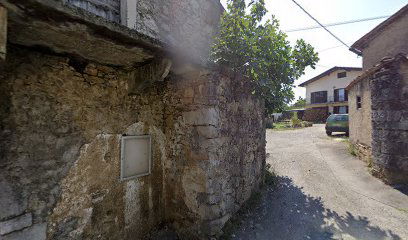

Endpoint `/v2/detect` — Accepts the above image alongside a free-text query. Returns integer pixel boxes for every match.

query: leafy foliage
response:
[211,0,319,113]
[286,97,307,110]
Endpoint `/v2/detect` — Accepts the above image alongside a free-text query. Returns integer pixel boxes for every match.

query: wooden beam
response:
[0,5,7,62]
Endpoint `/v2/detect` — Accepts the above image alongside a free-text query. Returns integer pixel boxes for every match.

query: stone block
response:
[2,223,46,240]
[0,213,32,235]
[0,6,6,62]
[183,108,219,126]
[0,177,27,220]
[196,126,219,139]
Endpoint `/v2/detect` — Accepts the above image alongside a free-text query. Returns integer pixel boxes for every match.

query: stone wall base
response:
[353,142,372,166]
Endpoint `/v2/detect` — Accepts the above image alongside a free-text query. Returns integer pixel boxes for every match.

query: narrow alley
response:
[232,125,408,240]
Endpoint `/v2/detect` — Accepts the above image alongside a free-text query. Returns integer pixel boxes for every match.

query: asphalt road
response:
[231,124,408,240]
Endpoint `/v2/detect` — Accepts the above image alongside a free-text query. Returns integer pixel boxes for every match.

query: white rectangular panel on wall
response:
[121,135,151,181]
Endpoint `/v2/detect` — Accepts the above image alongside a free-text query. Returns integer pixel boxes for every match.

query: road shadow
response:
[231,176,402,240]
[391,184,408,196]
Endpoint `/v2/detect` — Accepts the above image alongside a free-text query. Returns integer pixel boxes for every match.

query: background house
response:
[348,4,408,184]
[299,67,362,122]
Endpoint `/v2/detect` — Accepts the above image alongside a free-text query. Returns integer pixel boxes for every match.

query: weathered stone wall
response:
[0,46,265,239]
[370,59,408,184]
[0,5,6,62]
[120,0,224,65]
[348,76,372,148]
[65,0,121,23]
[303,107,329,123]
[66,0,224,64]
[0,46,168,240]
[165,69,265,238]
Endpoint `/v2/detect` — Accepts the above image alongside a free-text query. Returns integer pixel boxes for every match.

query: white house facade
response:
[299,67,362,122]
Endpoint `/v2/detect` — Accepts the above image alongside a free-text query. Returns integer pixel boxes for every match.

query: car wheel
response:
[326,131,332,136]
[345,132,349,137]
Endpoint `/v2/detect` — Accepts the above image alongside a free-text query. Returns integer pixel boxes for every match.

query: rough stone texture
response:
[348,75,372,148]
[303,107,329,123]
[353,142,372,166]
[0,213,32,235]
[1,223,47,240]
[370,59,408,184]
[0,46,265,239]
[164,68,266,238]
[0,5,6,62]
[122,0,224,65]
[1,0,163,67]
[65,0,121,23]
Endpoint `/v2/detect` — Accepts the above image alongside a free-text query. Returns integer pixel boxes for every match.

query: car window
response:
[335,115,348,121]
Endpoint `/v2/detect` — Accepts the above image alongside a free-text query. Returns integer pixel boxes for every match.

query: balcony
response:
[307,96,349,107]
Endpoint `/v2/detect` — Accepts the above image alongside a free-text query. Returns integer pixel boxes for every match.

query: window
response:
[334,88,348,102]
[121,135,151,181]
[334,106,348,114]
[337,72,347,78]
[311,91,328,104]
[356,96,362,109]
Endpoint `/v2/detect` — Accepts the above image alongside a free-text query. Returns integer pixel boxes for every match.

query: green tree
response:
[286,97,306,110]
[211,0,318,113]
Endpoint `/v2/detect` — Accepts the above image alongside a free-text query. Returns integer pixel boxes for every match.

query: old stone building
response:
[348,4,408,184]
[0,0,266,239]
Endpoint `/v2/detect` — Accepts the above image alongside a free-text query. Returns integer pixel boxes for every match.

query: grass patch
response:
[348,141,358,156]
[263,163,278,187]
[220,163,277,239]
[272,121,292,130]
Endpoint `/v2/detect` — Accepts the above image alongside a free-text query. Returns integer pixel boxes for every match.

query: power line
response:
[285,15,390,32]
[318,44,344,52]
[317,42,354,53]
[290,0,350,48]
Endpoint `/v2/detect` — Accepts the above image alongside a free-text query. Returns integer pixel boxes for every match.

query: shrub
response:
[301,121,313,127]
[290,112,302,128]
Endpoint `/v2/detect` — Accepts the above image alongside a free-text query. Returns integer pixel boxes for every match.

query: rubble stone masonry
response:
[370,58,408,184]
[0,46,265,239]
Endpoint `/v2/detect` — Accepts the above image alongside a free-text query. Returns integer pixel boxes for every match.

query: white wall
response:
[305,70,362,104]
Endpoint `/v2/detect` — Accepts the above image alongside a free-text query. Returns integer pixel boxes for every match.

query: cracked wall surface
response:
[0,46,265,239]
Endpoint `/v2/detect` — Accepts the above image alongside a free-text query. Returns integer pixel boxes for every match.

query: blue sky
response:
[219,0,407,102]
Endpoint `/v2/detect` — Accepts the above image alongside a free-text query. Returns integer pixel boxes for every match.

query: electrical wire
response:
[285,15,390,32]
[290,0,351,48]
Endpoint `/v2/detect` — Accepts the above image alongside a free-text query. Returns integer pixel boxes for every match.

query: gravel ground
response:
[230,124,408,240]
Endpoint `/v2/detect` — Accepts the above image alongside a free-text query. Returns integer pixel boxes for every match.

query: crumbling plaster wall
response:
[0,46,265,239]
[0,46,168,240]
[370,60,408,184]
[348,78,372,153]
